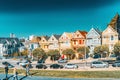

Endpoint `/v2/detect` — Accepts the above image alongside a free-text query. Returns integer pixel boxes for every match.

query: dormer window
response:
[52,38,54,41]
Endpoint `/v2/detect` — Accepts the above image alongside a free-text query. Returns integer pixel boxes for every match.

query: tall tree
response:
[32,48,46,60]
[113,42,120,56]
[76,47,89,59]
[62,49,75,60]
[94,45,109,58]
[47,50,60,61]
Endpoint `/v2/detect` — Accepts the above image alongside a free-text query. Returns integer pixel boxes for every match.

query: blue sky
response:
[0,0,120,38]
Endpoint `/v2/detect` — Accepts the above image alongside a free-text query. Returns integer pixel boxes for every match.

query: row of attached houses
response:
[24,13,120,56]
[0,38,24,57]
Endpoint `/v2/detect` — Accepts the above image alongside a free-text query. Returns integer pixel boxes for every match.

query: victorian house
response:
[48,34,61,50]
[0,38,23,57]
[59,32,73,53]
[102,25,118,53]
[39,36,50,52]
[71,30,87,50]
[86,28,102,54]
[109,13,120,39]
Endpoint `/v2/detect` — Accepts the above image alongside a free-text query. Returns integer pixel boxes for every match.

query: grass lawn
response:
[0,68,120,78]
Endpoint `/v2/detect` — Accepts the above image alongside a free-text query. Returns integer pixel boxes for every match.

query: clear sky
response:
[0,0,120,38]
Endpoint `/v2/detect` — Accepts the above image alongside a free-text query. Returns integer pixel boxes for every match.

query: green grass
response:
[0,68,120,78]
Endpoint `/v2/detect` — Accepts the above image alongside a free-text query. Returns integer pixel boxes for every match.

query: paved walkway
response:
[0,74,120,80]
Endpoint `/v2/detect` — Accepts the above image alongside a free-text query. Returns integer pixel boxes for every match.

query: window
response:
[111,35,114,41]
[79,40,81,44]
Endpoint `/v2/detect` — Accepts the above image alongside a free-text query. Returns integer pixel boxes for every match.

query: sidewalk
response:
[0,74,120,80]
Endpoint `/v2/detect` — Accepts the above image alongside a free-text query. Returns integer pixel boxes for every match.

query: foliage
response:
[76,47,89,59]
[32,48,46,60]
[47,50,60,61]
[113,42,120,56]
[62,49,75,60]
[21,49,28,56]
[94,45,109,58]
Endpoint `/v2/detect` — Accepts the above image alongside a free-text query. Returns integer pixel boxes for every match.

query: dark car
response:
[50,64,63,69]
[37,59,45,63]
[2,61,14,68]
[112,61,120,67]
[36,64,47,69]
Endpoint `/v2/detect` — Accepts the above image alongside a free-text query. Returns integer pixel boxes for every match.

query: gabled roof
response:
[44,36,50,41]
[77,30,87,38]
[64,32,73,38]
[0,38,20,44]
[53,34,61,40]
[102,25,118,34]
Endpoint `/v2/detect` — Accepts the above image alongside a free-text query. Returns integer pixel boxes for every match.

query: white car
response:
[64,63,78,69]
[19,60,29,66]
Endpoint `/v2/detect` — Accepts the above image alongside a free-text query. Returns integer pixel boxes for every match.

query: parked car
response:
[2,61,14,68]
[64,63,78,69]
[36,63,47,69]
[37,59,45,63]
[90,61,109,68]
[19,60,30,66]
[22,64,33,68]
[58,59,68,63]
[112,61,120,67]
[50,64,63,69]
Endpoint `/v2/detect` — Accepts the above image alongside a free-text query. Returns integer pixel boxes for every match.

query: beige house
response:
[102,25,118,53]
[59,32,73,53]
[39,36,50,52]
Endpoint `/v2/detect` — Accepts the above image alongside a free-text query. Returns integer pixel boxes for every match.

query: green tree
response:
[32,48,46,60]
[113,42,120,56]
[94,45,109,58]
[76,47,90,59]
[47,50,60,61]
[21,49,28,56]
[62,49,75,60]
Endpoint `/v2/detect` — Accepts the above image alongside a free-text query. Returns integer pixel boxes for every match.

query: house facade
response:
[39,36,50,52]
[0,38,23,57]
[109,13,120,39]
[102,25,118,53]
[59,32,73,53]
[48,34,61,50]
[86,28,102,54]
[71,30,87,50]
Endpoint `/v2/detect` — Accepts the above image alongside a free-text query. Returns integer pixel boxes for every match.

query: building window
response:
[79,40,81,44]
[111,35,114,41]
[77,34,79,37]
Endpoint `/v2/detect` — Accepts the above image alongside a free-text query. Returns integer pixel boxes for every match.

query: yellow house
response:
[102,25,118,53]
[39,36,50,52]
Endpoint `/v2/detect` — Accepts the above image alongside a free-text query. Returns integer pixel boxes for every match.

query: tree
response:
[113,42,120,56]
[76,47,89,59]
[94,45,109,58]
[47,50,60,61]
[62,49,75,60]
[21,49,28,56]
[32,48,46,60]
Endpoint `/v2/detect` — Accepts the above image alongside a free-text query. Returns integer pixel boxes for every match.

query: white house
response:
[48,34,61,50]
[0,38,23,57]
[86,28,102,54]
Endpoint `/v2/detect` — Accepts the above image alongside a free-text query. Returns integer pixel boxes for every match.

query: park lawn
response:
[0,68,120,78]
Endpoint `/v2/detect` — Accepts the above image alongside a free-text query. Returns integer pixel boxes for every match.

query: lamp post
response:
[84,38,87,67]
